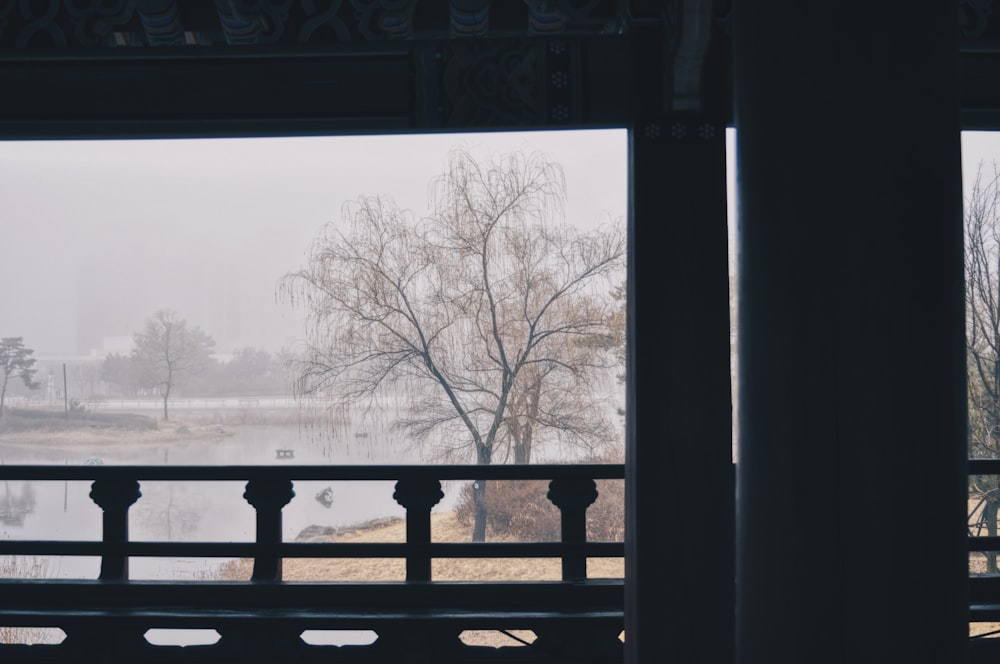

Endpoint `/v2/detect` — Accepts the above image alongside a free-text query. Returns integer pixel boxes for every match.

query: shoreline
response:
[0,421,233,450]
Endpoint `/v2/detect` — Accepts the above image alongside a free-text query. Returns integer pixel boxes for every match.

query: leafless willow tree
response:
[966,162,1000,572]
[282,148,626,541]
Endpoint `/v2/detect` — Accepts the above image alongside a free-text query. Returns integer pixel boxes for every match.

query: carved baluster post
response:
[89,478,141,580]
[393,479,444,582]
[547,478,597,581]
[243,479,295,581]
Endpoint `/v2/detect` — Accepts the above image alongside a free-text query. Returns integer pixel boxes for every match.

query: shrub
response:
[453,475,625,542]
[455,479,560,542]
[587,478,625,542]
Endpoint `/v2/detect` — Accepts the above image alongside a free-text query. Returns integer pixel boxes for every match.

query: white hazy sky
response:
[0,130,628,356]
[964,131,1000,195]
[5,128,991,357]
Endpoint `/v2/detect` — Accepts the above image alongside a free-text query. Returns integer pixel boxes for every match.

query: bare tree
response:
[131,310,215,421]
[283,148,625,541]
[966,162,1000,572]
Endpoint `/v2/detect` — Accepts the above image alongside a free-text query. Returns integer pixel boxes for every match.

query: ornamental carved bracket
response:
[418,37,581,128]
[0,0,625,50]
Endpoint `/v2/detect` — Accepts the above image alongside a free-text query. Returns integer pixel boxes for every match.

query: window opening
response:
[0,131,627,639]
[962,130,1000,640]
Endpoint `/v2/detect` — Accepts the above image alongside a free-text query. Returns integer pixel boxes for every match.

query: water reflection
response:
[0,425,443,545]
[131,481,248,543]
[0,481,36,527]
[0,424,455,559]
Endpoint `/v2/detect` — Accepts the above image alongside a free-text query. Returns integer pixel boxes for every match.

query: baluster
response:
[243,479,295,581]
[89,478,141,580]
[380,475,460,659]
[547,478,598,581]
[535,478,619,660]
[393,478,444,581]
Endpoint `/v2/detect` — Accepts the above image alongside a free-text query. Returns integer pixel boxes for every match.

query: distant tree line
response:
[102,342,292,399]
[4,313,294,420]
[98,310,293,419]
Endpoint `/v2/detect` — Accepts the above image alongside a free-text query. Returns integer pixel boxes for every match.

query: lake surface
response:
[0,413,615,646]
[0,421,468,646]
[0,423,462,581]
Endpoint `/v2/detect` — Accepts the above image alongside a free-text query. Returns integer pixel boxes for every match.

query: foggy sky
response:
[963,132,1000,196]
[0,130,627,357]
[9,128,988,360]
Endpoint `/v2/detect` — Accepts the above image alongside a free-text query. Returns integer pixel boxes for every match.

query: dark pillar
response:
[734,4,967,663]
[627,113,734,660]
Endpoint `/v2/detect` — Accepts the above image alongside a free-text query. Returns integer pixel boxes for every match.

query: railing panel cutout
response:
[143,629,221,647]
[299,630,379,646]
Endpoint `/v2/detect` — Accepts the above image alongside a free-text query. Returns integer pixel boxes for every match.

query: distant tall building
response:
[75,251,149,355]
[74,234,304,356]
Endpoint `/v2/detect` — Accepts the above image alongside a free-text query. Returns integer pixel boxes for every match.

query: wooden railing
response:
[0,464,624,663]
[968,459,1000,662]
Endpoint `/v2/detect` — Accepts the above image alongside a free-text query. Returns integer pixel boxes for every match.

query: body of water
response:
[0,422,461,646]
[0,423,460,581]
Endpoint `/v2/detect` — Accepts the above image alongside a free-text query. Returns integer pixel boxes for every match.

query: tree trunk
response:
[472,479,488,542]
[472,445,492,542]
[989,499,999,574]
[0,374,7,417]
[512,382,539,464]
[513,422,533,464]
[162,387,170,421]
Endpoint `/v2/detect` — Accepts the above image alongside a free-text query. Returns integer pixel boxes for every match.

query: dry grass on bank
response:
[0,410,230,448]
[216,511,624,583]
[0,558,64,645]
[211,512,623,649]
[0,408,157,436]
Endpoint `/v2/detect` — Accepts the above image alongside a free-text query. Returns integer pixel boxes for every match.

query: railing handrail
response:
[0,540,625,557]
[969,458,1000,474]
[0,463,624,582]
[0,463,624,481]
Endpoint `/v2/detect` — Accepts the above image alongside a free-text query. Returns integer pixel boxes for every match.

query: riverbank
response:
[213,511,624,648]
[214,511,625,582]
[0,408,231,448]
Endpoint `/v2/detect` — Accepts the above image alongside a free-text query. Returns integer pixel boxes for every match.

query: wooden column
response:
[733,3,967,662]
[627,111,734,661]
[625,111,734,664]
